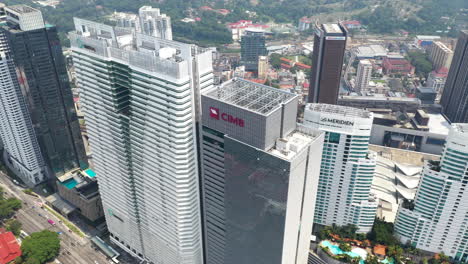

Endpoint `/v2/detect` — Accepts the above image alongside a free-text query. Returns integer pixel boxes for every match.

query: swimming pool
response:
[85,169,96,178]
[61,178,78,189]
[320,241,364,264]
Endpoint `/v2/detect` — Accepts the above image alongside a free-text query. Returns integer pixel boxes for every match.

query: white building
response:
[355,60,372,92]
[70,17,213,264]
[394,124,468,262]
[115,6,172,40]
[304,104,378,233]
[0,49,47,186]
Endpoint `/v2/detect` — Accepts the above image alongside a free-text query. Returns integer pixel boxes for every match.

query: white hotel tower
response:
[395,124,468,262]
[70,17,213,264]
[304,104,378,233]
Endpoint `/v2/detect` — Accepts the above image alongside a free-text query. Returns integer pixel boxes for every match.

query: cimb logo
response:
[209,107,245,127]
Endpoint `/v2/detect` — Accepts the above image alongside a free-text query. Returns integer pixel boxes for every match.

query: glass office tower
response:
[201,78,324,264]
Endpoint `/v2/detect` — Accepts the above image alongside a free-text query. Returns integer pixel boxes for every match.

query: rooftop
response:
[6,5,39,14]
[322,23,343,34]
[453,123,468,134]
[0,231,21,264]
[307,103,373,119]
[269,125,323,160]
[205,78,297,115]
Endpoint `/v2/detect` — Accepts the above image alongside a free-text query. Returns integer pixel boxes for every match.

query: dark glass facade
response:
[240,30,267,72]
[440,30,468,123]
[308,24,347,105]
[224,136,290,264]
[2,24,87,176]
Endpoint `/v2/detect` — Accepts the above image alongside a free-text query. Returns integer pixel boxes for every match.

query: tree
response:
[21,230,60,264]
[388,245,404,262]
[5,219,22,236]
[366,255,380,264]
[0,197,22,219]
[368,219,399,245]
[339,242,352,252]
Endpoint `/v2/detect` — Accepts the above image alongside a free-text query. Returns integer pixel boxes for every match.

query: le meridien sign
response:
[210,107,245,127]
[320,117,354,126]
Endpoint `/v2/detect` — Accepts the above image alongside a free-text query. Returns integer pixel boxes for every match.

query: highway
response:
[0,172,111,264]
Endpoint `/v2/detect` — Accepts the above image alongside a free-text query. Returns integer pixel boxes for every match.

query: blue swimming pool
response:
[320,241,364,264]
[85,169,96,178]
[62,178,78,189]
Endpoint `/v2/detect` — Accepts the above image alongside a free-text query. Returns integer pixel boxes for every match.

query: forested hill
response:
[1,0,467,46]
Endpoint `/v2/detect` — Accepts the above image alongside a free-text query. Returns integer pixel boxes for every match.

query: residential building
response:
[440,31,468,123]
[355,60,372,92]
[201,78,324,264]
[304,104,378,233]
[257,56,268,79]
[382,57,415,75]
[0,5,87,186]
[429,42,453,70]
[115,6,172,40]
[394,123,468,262]
[308,23,347,104]
[298,17,312,31]
[71,17,213,263]
[240,29,267,72]
[426,67,448,94]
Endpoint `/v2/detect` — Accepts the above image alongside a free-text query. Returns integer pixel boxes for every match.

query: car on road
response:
[20,230,29,239]
[47,219,56,225]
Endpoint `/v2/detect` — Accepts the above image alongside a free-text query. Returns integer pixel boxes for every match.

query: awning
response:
[45,193,76,215]
[91,236,119,258]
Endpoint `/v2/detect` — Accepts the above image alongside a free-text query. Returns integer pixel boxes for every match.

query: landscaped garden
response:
[316,219,454,264]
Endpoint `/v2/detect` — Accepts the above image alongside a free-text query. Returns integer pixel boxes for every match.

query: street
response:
[0,172,111,264]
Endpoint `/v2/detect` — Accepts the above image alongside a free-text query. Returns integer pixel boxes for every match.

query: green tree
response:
[14,256,23,264]
[5,219,22,236]
[0,198,22,219]
[21,230,60,264]
[366,255,380,264]
[339,242,352,252]
[388,245,404,262]
[368,219,399,245]
[407,51,433,78]
[269,53,282,69]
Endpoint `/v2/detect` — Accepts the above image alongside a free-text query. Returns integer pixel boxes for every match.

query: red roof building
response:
[217,9,230,15]
[382,57,415,75]
[295,62,311,69]
[200,6,213,11]
[281,63,292,69]
[342,20,362,30]
[0,231,21,264]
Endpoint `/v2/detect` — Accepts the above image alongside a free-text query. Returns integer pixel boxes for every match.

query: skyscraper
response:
[308,23,347,104]
[200,78,324,264]
[440,30,468,123]
[394,123,468,262]
[70,17,213,264]
[303,104,377,233]
[355,59,372,92]
[240,29,267,73]
[0,5,86,186]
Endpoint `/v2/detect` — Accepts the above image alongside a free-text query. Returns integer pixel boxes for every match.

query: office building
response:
[0,5,86,186]
[394,123,468,262]
[201,78,324,264]
[429,41,453,70]
[257,55,268,79]
[308,23,347,104]
[440,31,468,123]
[115,6,172,40]
[355,60,372,92]
[304,104,377,233]
[240,29,267,72]
[70,17,213,264]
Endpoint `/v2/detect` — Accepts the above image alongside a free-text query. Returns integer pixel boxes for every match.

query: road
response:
[0,172,111,264]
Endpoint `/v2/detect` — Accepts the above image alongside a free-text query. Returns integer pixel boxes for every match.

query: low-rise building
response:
[338,95,421,113]
[370,110,450,155]
[382,57,415,75]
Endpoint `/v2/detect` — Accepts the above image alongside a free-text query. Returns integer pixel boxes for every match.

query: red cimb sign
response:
[209,107,245,127]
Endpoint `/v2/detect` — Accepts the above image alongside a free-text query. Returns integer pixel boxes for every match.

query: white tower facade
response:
[355,59,372,92]
[395,124,468,262]
[70,18,213,264]
[304,103,378,233]
[0,47,47,185]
